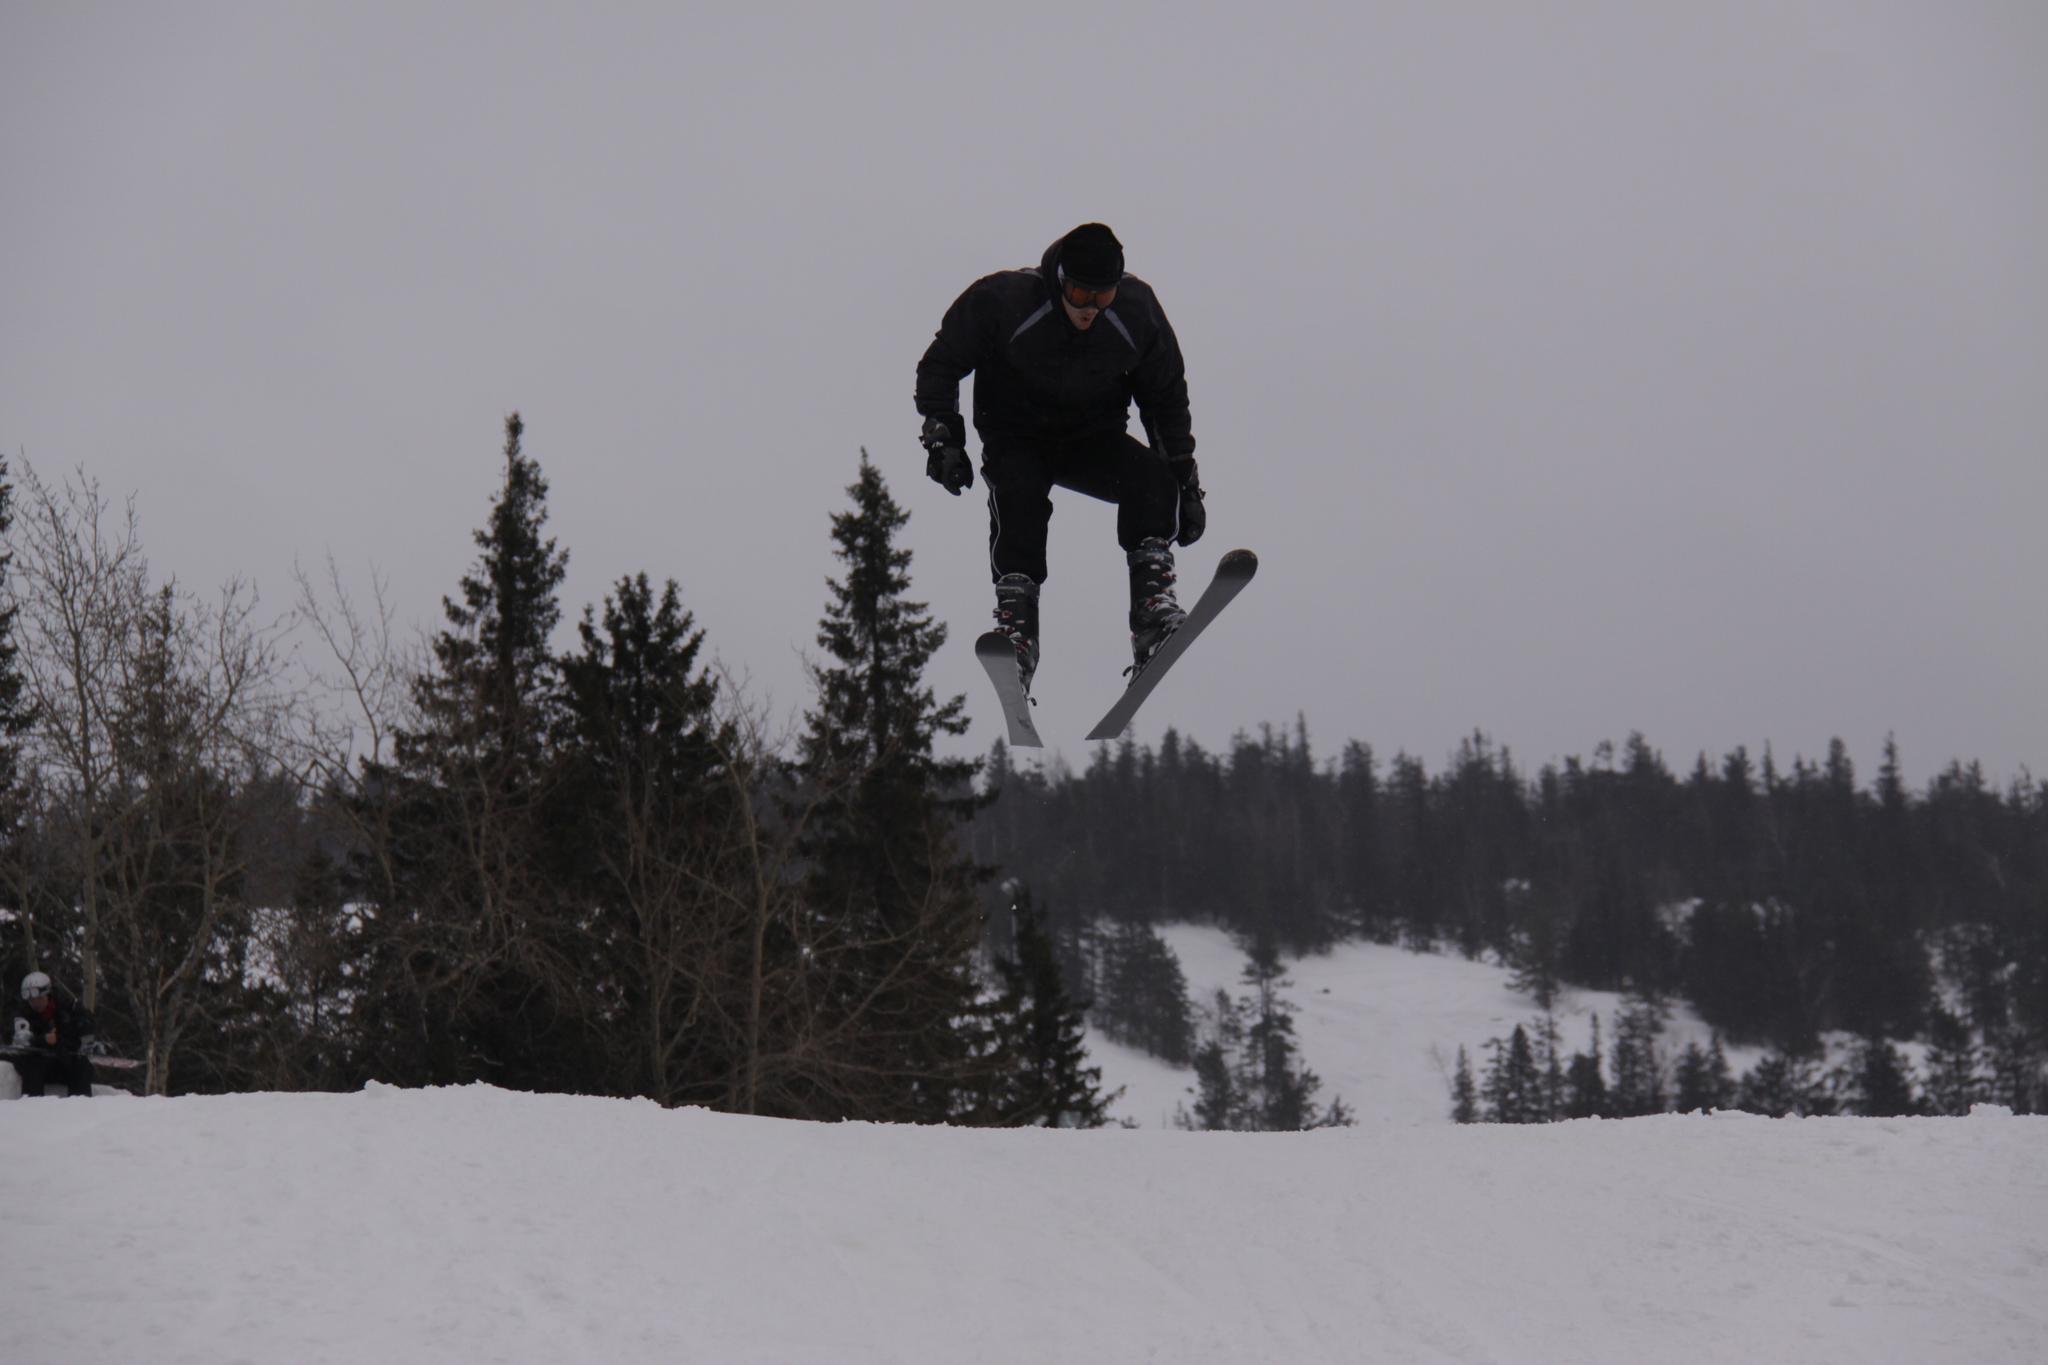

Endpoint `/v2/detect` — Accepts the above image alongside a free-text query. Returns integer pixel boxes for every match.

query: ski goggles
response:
[21,983,49,1000]
[1057,267,1119,311]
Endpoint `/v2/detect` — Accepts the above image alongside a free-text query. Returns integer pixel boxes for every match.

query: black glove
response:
[1171,458,1206,546]
[920,414,974,496]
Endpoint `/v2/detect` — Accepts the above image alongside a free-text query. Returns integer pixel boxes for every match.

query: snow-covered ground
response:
[8,933,2046,1364]
[1092,924,1767,1127]
[6,1083,2044,1363]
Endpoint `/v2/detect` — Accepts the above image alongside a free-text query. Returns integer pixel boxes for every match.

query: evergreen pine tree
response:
[1451,1046,1480,1124]
[1236,934,1352,1129]
[1535,1012,1567,1121]
[355,413,579,1089]
[984,886,1117,1127]
[1737,1050,1835,1117]
[1736,1053,1798,1117]
[1564,1015,1611,1119]
[1185,1038,1240,1130]
[556,571,730,1105]
[1179,989,1245,1130]
[1673,1034,1734,1112]
[1094,917,1195,1066]
[1610,994,1669,1117]
[1507,905,1566,1013]
[792,451,993,1122]
[1483,1024,1544,1123]
[1846,1033,1921,1116]
[1985,1025,2041,1115]
[1922,1005,1984,1116]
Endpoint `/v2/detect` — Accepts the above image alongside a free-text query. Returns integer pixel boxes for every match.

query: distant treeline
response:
[969,723,2048,1101]
[1455,998,2019,1127]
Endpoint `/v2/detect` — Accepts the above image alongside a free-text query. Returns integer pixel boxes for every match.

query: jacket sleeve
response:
[1131,295,1196,464]
[915,280,998,426]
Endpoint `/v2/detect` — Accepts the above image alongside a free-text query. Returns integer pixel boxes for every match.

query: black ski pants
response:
[11,1049,93,1097]
[980,430,1181,585]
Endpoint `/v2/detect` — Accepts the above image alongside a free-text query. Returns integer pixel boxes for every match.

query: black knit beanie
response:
[1059,223,1124,287]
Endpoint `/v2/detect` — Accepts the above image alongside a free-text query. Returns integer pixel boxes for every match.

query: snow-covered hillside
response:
[6,1082,2044,1364]
[1090,925,1766,1127]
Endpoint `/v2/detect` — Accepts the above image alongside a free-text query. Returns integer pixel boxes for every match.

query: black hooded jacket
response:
[10,994,95,1053]
[915,235,1195,464]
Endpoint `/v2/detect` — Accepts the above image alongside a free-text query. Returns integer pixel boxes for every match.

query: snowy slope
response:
[1091,925,1767,1128]
[5,1084,2044,1364]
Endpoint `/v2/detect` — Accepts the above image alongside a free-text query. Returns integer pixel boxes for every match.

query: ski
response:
[975,631,1043,748]
[1086,548,1258,742]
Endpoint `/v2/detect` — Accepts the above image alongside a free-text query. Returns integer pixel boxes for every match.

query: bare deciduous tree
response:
[7,461,290,1091]
[7,463,150,1010]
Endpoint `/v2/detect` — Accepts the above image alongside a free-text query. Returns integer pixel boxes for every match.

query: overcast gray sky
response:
[5,1,2043,785]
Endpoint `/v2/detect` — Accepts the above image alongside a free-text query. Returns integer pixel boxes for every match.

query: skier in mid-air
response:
[915,222,1205,698]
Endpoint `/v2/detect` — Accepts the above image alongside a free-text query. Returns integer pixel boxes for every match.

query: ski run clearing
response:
[7,930,2046,1364]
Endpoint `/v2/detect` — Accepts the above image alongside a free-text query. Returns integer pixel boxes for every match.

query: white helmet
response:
[20,971,52,1001]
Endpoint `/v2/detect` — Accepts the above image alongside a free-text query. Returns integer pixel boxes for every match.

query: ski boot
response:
[993,572,1041,696]
[1126,537,1186,674]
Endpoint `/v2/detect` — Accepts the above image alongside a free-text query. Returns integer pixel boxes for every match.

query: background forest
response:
[4,423,2044,1126]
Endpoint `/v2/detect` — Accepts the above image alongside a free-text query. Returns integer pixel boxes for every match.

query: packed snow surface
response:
[8,933,2046,1363]
[5,1085,2042,1362]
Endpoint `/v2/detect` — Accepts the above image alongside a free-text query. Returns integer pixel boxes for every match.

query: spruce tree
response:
[1922,1006,1984,1116]
[1673,1034,1734,1112]
[1985,1025,2041,1114]
[1483,1024,1544,1123]
[1737,1051,1834,1117]
[1185,1038,1240,1130]
[1179,989,1245,1130]
[1736,1053,1798,1117]
[1564,1015,1611,1118]
[1847,1034,1921,1117]
[355,413,577,1088]
[1535,1012,1566,1121]
[557,571,729,1104]
[1094,917,1195,1066]
[983,885,1117,1127]
[1451,1046,1480,1124]
[1610,995,1669,1117]
[792,451,991,1122]
[1236,935,1351,1129]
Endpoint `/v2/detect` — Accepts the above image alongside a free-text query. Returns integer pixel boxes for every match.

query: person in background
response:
[10,970,98,1098]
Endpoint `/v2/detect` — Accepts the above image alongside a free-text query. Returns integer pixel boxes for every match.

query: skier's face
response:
[25,991,53,1017]
[1058,268,1117,330]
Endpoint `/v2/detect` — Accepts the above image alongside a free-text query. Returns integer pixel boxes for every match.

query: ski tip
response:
[974,630,1015,658]
[1220,547,1257,575]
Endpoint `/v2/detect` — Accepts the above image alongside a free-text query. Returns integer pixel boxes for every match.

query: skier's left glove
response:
[1172,458,1206,547]
[920,414,974,497]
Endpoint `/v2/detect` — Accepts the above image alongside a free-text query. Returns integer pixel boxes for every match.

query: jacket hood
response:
[1039,236,1066,303]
